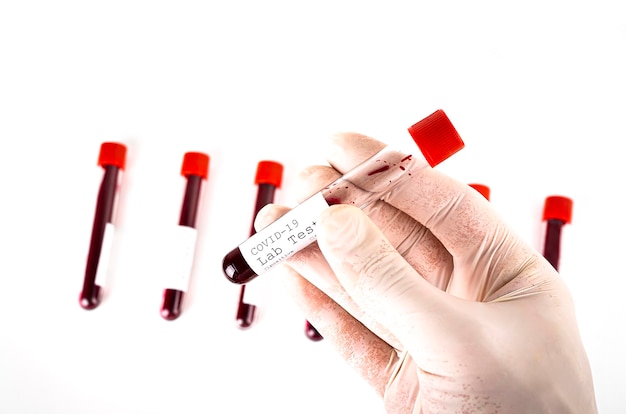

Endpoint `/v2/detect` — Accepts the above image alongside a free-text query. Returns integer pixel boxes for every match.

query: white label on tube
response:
[163,225,198,292]
[95,222,115,287]
[240,191,329,276]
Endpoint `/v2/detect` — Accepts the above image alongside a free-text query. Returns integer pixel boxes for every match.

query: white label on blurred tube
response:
[95,223,115,287]
[240,192,329,276]
[163,225,198,292]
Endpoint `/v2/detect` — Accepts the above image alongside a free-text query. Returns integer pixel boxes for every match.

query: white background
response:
[1,1,624,413]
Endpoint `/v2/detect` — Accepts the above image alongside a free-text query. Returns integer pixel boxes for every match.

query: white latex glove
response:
[255,132,597,413]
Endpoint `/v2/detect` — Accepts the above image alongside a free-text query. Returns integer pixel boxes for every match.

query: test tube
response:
[80,142,127,310]
[160,152,210,321]
[541,195,573,271]
[222,109,465,285]
[236,160,284,328]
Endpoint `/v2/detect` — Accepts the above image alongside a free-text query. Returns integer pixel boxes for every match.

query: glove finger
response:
[323,131,499,260]
[361,201,453,291]
[255,200,456,344]
[255,203,404,349]
[289,164,341,203]
[324,132,546,299]
[283,254,424,414]
[316,204,469,360]
[323,132,387,174]
[286,131,387,204]
[278,262,402,398]
[286,164,454,291]
[383,350,420,414]
[384,168,547,300]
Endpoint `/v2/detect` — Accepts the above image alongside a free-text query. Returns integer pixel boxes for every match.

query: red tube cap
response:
[542,195,573,224]
[181,152,210,179]
[469,183,491,201]
[98,142,127,170]
[255,160,284,188]
[408,109,465,167]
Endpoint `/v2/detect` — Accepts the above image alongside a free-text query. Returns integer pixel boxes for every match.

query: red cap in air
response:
[255,160,284,188]
[407,109,465,167]
[181,152,210,179]
[469,183,491,201]
[542,195,573,224]
[98,142,127,170]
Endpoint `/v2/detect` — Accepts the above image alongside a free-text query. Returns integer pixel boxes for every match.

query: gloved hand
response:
[255,132,597,413]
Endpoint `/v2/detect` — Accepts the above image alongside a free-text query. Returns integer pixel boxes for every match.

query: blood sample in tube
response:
[542,195,573,271]
[160,152,209,321]
[80,142,126,310]
[223,109,465,285]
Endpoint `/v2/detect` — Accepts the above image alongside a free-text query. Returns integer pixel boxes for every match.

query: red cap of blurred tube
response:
[255,160,283,188]
[542,195,573,224]
[408,109,465,167]
[98,142,127,170]
[181,152,210,179]
[469,183,491,201]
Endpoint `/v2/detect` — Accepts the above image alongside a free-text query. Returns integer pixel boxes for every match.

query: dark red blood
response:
[80,165,119,310]
[161,289,184,320]
[305,320,323,341]
[367,165,390,175]
[160,174,203,321]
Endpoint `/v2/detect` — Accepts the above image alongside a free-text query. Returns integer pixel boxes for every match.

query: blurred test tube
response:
[236,160,284,328]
